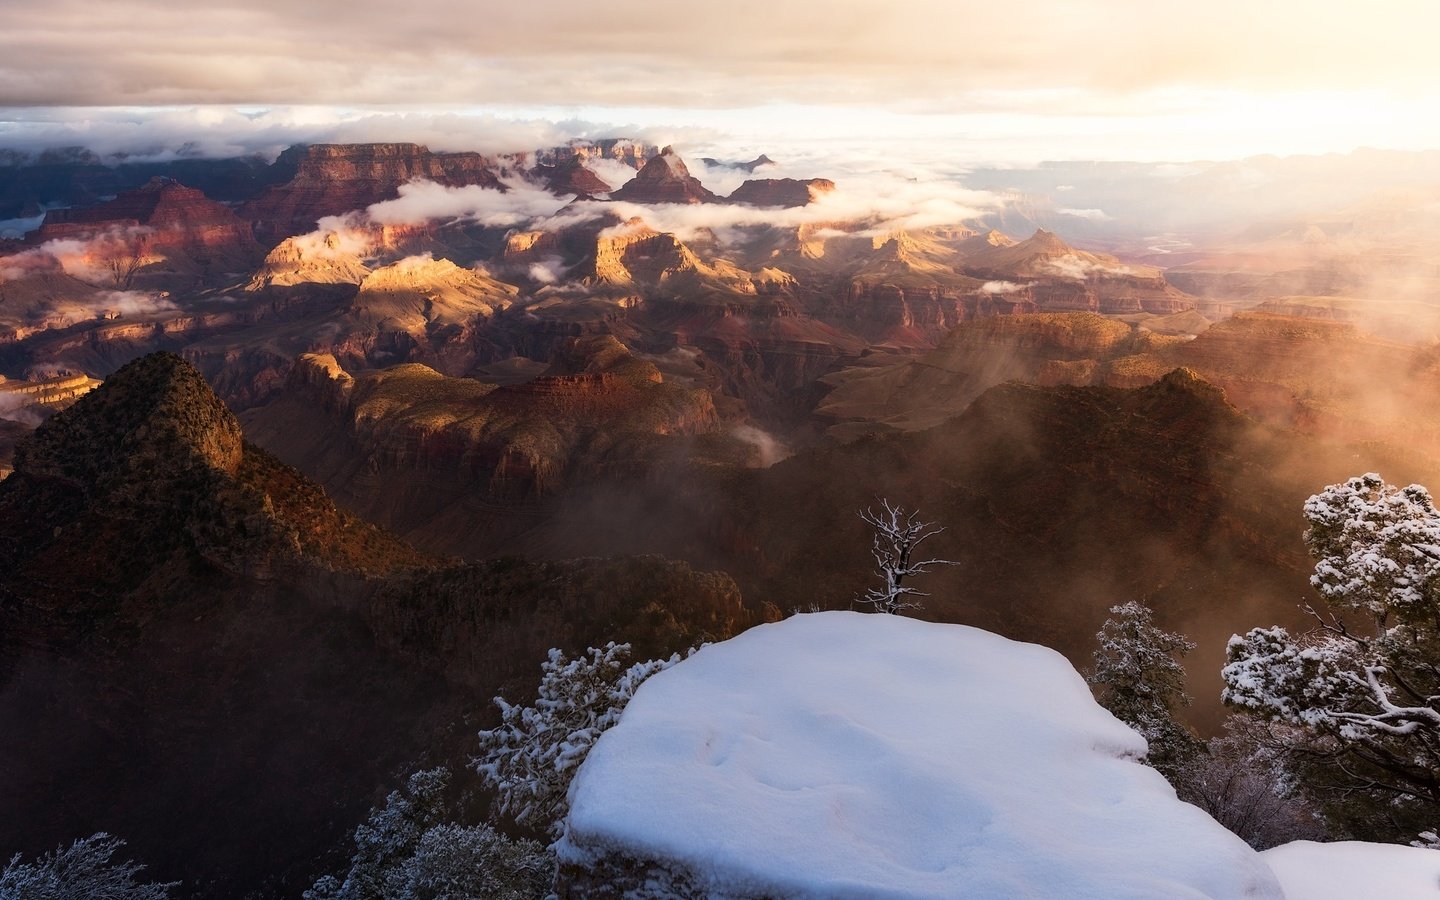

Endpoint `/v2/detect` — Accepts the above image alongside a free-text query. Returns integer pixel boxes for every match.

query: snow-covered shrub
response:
[374,824,549,900]
[475,642,684,838]
[1222,473,1440,839]
[305,768,550,900]
[0,833,176,900]
[1087,600,1202,777]
[1413,829,1440,851]
[1172,718,1328,849]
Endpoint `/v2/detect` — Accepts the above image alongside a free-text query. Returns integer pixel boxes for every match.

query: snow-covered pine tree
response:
[1222,473,1440,839]
[1087,600,1203,777]
[304,768,550,900]
[0,833,176,900]
[855,499,956,615]
[475,642,686,838]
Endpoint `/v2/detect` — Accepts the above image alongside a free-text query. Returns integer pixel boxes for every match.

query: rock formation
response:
[700,153,775,173]
[609,146,719,204]
[959,229,1194,315]
[243,336,720,530]
[533,138,659,170]
[352,254,516,329]
[726,177,836,208]
[0,351,766,897]
[33,176,263,277]
[244,230,372,290]
[531,154,614,198]
[240,143,507,241]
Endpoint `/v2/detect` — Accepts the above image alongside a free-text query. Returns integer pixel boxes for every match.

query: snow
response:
[1262,840,1440,899]
[559,611,1284,899]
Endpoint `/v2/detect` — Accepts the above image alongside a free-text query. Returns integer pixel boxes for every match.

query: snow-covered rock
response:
[1262,840,1440,899]
[556,611,1284,898]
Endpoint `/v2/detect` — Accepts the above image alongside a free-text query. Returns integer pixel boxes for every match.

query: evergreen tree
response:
[305,768,550,900]
[1088,601,1203,777]
[1223,473,1440,840]
[475,642,686,838]
[0,834,176,900]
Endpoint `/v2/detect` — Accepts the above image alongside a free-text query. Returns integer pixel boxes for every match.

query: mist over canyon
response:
[1,117,1439,898]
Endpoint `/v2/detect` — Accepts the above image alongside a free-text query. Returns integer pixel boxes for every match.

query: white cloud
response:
[582,158,641,195]
[0,227,152,283]
[1058,208,1110,220]
[276,148,999,252]
[364,177,572,227]
[527,255,566,284]
[1039,255,1132,281]
[980,280,1029,294]
[0,391,43,425]
[0,215,45,239]
[3,1,1439,111]
[90,289,178,317]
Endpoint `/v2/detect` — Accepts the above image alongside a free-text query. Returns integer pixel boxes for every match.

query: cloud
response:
[0,107,694,163]
[1057,208,1111,221]
[0,227,153,284]
[2,1,1438,111]
[274,147,998,253]
[89,289,177,317]
[730,424,790,468]
[1039,255,1133,281]
[980,280,1029,294]
[580,157,640,195]
[527,255,566,284]
[364,177,571,227]
[294,218,376,257]
[0,215,45,239]
[0,391,44,426]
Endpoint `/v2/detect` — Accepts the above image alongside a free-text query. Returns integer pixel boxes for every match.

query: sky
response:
[1,0,1439,163]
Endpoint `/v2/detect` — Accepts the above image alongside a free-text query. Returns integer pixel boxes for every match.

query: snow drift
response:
[1261,840,1440,899]
[557,611,1284,898]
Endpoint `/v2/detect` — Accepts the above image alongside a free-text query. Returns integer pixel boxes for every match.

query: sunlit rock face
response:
[33,176,263,277]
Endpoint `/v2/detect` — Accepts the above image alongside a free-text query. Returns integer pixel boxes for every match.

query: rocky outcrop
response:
[816,312,1146,436]
[572,223,757,300]
[246,336,720,510]
[0,350,765,898]
[244,230,372,290]
[609,147,718,204]
[0,371,101,410]
[239,143,506,241]
[533,138,659,170]
[958,229,1194,315]
[532,154,614,198]
[726,177,835,208]
[819,308,1440,458]
[33,177,263,275]
[700,153,775,173]
[352,255,516,328]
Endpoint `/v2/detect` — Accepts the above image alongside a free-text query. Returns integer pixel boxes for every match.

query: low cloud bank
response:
[310,151,1000,251]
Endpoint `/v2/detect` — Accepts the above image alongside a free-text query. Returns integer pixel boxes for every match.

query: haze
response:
[3,0,1439,163]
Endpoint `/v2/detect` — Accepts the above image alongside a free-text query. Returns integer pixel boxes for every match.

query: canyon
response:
[2,137,1439,897]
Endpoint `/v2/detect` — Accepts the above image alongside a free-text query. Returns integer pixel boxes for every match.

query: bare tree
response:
[856,499,956,615]
[107,240,145,291]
